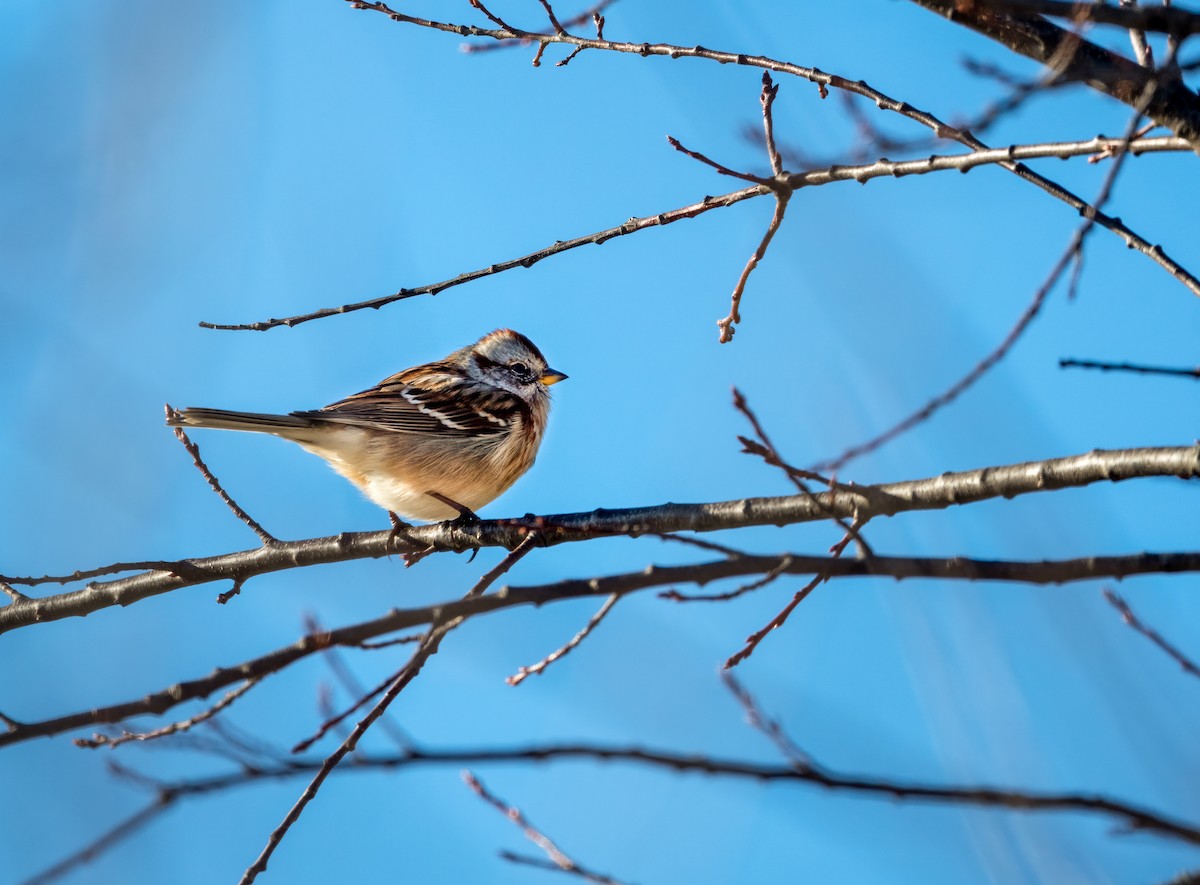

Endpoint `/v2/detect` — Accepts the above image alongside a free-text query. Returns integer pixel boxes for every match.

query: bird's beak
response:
[540,369,568,386]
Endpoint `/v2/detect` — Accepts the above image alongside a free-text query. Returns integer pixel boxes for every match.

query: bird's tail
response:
[166,406,315,436]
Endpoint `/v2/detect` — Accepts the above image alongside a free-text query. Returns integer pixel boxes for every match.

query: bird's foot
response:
[387,511,415,553]
[426,492,481,527]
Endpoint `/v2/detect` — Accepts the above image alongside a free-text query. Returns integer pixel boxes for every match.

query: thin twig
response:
[461,0,617,54]
[719,72,789,343]
[665,135,765,184]
[733,387,873,556]
[0,580,29,603]
[16,796,172,885]
[237,536,540,884]
[166,405,279,546]
[355,633,426,649]
[814,72,1168,472]
[1060,358,1200,379]
[718,188,788,343]
[725,573,825,668]
[290,663,397,754]
[1104,589,1200,680]
[464,771,630,884]
[200,129,1196,332]
[507,594,620,685]
[1121,0,1155,66]
[537,0,567,35]
[73,679,259,750]
[722,671,811,768]
[660,555,793,603]
[305,614,411,750]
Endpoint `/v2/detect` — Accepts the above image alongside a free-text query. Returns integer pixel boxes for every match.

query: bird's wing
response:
[294,376,515,437]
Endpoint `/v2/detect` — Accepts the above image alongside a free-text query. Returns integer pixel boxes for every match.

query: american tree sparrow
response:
[167,329,566,521]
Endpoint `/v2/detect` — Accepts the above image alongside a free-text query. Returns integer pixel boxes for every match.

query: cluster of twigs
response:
[8,1,1200,883]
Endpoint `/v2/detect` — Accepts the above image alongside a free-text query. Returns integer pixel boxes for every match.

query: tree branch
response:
[201,2,1200,331]
[39,743,1200,854]
[910,0,1200,144]
[4,547,1200,749]
[3,445,1196,635]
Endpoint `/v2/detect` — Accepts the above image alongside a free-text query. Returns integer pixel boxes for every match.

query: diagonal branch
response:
[507,594,620,686]
[815,81,1166,472]
[464,770,629,884]
[237,535,539,884]
[1104,589,1200,680]
[910,0,1200,143]
[167,406,279,546]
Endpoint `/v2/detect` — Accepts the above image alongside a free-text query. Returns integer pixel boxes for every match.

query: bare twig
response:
[200,135,1197,333]
[1121,0,1155,67]
[665,135,765,184]
[725,573,826,668]
[302,614,411,750]
[718,186,788,343]
[537,0,567,35]
[200,5,1200,331]
[237,536,540,884]
[290,663,397,754]
[671,73,791,343]
[507,594,620,685]
[17,796,172,885]
[722,671,811,767]
[815,75,1167,472]
[1060,357,1200,379]
[73,679,259,750]
[464,771,629,884]
[355,633,425,649]
[660,555,793,603]
[733,387,872,555]
[461,0,616,54]
[166,406,279,546]
[1104,589,1200,680]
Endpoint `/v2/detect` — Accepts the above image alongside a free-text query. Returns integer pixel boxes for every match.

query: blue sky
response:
[3,2,1200,883]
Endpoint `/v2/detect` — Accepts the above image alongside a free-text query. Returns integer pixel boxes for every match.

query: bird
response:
[166,329,566,522]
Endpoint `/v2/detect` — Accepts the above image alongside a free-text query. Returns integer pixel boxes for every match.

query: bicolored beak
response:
[540,368,568,386]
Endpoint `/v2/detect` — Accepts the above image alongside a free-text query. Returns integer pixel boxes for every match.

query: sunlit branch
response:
[3,445,1196,636]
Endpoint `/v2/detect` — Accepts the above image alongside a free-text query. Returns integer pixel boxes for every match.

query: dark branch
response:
[1060,358,1200,379]
[5,547,1200,748]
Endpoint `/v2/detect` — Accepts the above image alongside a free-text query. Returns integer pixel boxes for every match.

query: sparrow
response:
[167,329,566,522]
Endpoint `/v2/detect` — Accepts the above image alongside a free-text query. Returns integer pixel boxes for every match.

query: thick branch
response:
[3,547,1199,748]
[911,0,1200,145]
[977,0,1200,37]
[2,445,1196,635]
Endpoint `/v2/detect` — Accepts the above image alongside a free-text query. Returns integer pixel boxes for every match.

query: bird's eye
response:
[509,362,531,380]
